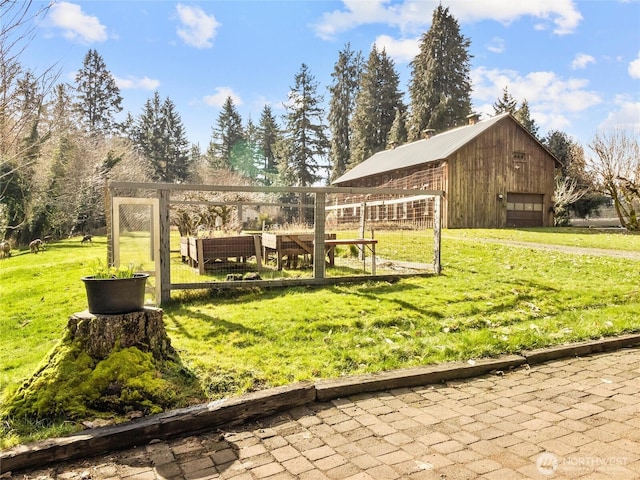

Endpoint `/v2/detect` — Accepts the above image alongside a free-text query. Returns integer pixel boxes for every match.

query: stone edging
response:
[2,333,640,473]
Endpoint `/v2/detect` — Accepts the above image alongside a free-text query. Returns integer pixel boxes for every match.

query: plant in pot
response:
[82,261,149,315]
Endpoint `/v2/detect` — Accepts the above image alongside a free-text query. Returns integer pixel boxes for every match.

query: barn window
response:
[512,152,528,172]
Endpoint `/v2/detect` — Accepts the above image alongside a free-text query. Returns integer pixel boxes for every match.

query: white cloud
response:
[313,0,399,41]
[598,97,640,131]
[448,0,582,35]
[176,4,220,49]
[115,76,160,91]
[487,37,506,54]
[471,66,602,132]
[571,53,595,70]
[203,87,242,107]
[374,35,420,63]
[313,0,582,40]
[629,52,640,79]
[48,1,107,44]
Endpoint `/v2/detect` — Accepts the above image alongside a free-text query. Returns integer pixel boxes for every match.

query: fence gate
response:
[110,197,161,306]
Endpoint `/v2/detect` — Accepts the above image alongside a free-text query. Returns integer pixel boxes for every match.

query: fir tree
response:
[328,43,363,181]
[133,91,191,183]
[257,104,280,185]
[73,49,122,136]
[281,63,329,187]
[190,143,203,167]
[493,86,518,114]
[161,96,191,182]
[388,106,408,148]
[408,5,472,140]
[230,118,260,180]
[515,100,539,138]
[494,87,539,138]
[49,83,77,136]
[207,96,244,170]
[350,45,403,167]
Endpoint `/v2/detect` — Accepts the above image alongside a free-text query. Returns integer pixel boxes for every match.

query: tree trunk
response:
[66,307,175,360]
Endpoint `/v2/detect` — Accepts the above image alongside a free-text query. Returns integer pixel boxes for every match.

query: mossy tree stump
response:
[1,307,201,424]
[68,307,175,360]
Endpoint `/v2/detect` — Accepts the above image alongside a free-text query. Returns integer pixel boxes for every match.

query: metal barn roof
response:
[333,113,510,185]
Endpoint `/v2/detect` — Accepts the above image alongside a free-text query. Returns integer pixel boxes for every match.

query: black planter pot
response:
[82,273,149,315]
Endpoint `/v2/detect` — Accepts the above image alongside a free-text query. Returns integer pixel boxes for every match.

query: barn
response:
[332,113,562,228]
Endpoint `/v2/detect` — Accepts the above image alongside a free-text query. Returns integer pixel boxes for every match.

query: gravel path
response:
[447,236,640,261]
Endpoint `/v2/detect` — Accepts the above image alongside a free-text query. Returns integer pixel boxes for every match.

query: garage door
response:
[506,193,543,227]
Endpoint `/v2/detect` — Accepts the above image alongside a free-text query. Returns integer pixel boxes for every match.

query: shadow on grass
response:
[165,305,262,340]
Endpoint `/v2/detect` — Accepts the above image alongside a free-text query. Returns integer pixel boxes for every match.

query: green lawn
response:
[443,227,638,251]
[1,228,639,446]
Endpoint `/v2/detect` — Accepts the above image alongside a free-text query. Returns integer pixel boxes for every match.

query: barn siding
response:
[334,116,558,229]
[445,117,556,228]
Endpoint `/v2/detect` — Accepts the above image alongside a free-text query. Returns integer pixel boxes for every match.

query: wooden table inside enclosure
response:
[323,238,378,274]
[262,232,336,270]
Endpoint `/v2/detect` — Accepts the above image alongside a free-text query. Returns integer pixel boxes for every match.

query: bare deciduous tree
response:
[553,175,588,226]
[587,129,640,230]
[0,1,57,173]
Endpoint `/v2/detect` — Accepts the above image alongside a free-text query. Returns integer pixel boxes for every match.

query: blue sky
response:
[24,0,640,152]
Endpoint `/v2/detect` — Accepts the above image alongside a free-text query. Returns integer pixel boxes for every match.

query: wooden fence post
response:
[158,189,171,304]
[359,201,366,261]
[314,192,326,280]
[433,195,442,274]
[105,181,113,266]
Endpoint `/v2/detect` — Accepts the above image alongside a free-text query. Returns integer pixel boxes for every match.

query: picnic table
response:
[323,238,378,274]
[262,232,336,270]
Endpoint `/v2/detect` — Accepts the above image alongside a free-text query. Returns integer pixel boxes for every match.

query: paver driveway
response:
[9,347,640,480]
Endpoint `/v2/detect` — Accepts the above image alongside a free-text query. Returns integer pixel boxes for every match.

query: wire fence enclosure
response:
[106,182,444,305]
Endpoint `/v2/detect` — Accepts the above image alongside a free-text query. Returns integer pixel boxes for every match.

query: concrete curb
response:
[2,333,640,473]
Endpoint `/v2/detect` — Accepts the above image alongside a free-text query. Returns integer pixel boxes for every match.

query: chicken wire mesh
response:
[108,183,442,303]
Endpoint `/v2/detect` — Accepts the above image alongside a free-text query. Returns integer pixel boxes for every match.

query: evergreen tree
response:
[542,130,605,219]
[408,5,472,140]
[257,104,280,185]
[388,106,408,147]
[190,143,203,167]
[73,49,122,136]
[328,43,363,181]
[350,45,403,167]
[133,91,191,183]
[207,96,244,170]
[230,118,260,180]
[493,86,518,114]
[281,63,330,187]
[161,96,191,182]
[49,83,76,136]
[515,100,539,138]
[494,87,539,138]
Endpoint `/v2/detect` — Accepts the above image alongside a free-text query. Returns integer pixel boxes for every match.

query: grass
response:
[1,228,639,447]
[443,226,639,251]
